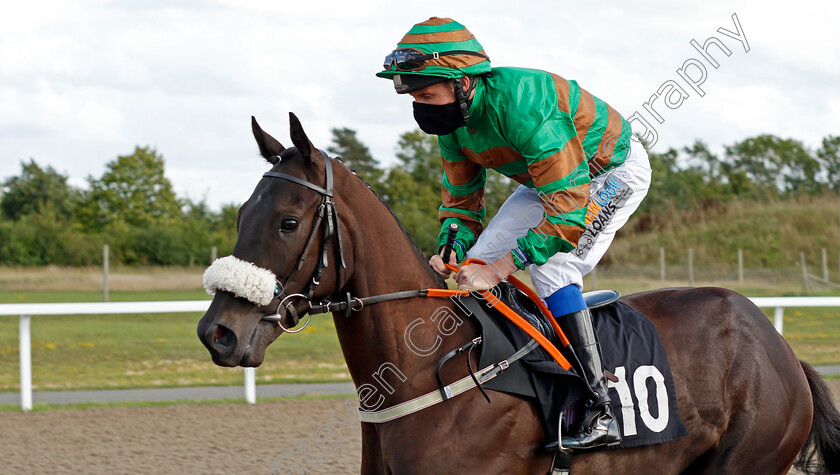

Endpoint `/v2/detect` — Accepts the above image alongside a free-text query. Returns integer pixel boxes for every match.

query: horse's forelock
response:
[279,148,299,162]
[271,147,318,171]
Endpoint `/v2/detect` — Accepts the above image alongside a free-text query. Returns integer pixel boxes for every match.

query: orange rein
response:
[432,259,572,370]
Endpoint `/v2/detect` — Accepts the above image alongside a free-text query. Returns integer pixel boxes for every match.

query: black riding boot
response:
[557,308,621,450]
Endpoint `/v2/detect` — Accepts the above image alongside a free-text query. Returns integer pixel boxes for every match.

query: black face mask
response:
[413,101,465,136]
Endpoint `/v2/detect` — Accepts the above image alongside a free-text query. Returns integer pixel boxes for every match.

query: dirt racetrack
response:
[2,399,363,474]
[3,380,839,474]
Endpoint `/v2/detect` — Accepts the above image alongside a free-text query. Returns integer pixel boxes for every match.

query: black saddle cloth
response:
[457,282,687,449]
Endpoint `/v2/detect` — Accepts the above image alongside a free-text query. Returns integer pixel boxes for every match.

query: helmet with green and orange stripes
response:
[377,17,491,94]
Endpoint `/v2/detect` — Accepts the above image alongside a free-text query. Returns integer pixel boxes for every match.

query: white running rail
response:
[0,300,260,412]
[3,296,840,412]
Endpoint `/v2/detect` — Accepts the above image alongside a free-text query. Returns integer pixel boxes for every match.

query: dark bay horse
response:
[197,114,840,474]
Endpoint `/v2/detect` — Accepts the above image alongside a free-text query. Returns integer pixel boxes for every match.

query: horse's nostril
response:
[210,324,237,354]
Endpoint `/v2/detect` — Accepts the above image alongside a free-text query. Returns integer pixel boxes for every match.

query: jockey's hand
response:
[455,254,517,291]
[429,250,457,277]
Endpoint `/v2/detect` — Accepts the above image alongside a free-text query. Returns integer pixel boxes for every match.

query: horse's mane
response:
[344,166,447,290]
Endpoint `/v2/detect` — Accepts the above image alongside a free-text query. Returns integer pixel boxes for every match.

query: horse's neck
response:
[333,177,475,397]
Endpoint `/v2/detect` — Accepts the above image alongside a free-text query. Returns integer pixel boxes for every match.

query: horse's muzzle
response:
[197,292,278,367]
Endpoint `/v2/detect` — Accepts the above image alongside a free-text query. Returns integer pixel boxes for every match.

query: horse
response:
[197,113,840,474]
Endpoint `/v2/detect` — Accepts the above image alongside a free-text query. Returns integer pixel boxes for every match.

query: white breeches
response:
[465,139,652,298]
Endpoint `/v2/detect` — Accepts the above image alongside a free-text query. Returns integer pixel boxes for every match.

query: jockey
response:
[377,17,651,450]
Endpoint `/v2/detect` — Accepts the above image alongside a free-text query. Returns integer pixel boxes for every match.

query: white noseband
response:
[202,256,277,306]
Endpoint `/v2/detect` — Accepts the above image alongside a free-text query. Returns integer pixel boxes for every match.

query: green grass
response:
[0,290,348,392]
[772,306,840,365]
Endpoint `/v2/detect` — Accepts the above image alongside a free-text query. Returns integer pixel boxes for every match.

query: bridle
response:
[256,148,449,332]
[260,149,347,332]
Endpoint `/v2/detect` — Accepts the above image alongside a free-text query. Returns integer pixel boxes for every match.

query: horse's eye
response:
[280,218,299,233]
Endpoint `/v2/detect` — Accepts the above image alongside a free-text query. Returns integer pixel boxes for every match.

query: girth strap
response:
[358,364,495,424]
[358,339,540,424]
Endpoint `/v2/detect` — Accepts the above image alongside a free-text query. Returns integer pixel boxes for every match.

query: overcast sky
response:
[2,0,838,210]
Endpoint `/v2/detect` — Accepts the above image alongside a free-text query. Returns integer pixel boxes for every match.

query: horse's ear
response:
[288,112,319,167]
[251,116,285,165]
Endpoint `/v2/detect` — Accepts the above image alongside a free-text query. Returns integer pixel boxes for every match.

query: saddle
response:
[436,282,686,453]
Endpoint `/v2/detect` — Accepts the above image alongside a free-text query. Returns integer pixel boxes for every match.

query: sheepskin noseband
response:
[203,256,277,306]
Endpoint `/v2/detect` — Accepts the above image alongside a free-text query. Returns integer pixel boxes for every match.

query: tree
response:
[214,203,239,233]
[817,135,840,192]
[679,140,731,205]
[78,146,182,230]
[1,159,79,221]
[395,130,444,177]
[637,147,683,213]
[380,131,443,254]
[211,203,240,257]
[724,135,821,196]
[328,128,384,189]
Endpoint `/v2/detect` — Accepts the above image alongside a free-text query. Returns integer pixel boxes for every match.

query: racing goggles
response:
[382,48,488,72]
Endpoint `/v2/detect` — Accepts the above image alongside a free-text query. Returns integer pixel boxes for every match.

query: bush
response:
[128,225,190,266]
[0,210,101,265]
